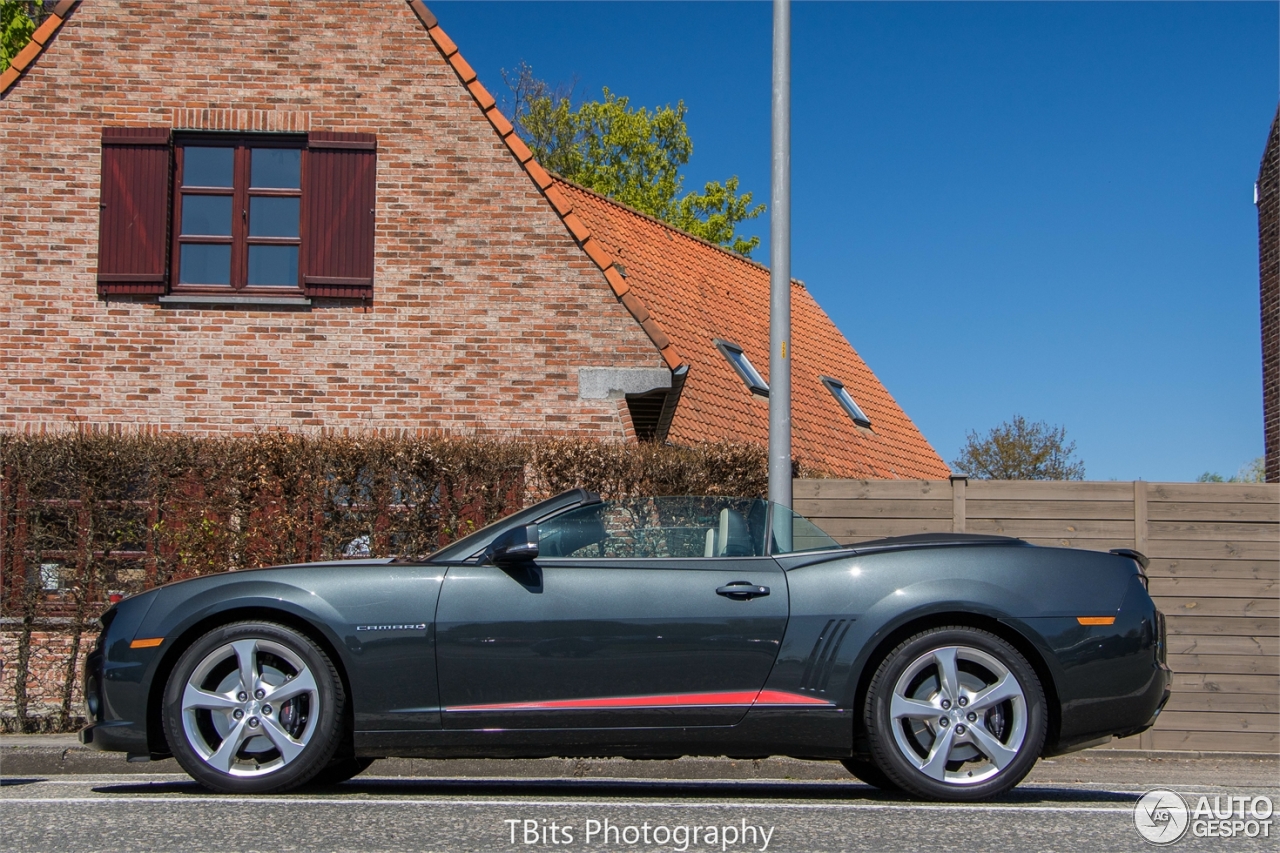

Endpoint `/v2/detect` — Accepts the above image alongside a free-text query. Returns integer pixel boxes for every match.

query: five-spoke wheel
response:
[864,626,1045,800]
[164,622,346,793]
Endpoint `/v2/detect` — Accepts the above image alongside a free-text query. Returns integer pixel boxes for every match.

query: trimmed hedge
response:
[0,431,770,731]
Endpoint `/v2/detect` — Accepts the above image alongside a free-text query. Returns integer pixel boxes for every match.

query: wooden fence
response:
[794,478,1280,754]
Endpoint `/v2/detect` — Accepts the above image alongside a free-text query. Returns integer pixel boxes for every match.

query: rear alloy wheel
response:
[865,627,1046,800]
[164,621,346,793]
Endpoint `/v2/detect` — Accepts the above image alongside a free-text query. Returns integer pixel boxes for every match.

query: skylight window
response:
[714,339,768,396]
[821,376,871,428]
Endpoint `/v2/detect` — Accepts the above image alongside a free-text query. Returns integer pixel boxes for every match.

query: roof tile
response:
[466,79,495,110]
[30,13,63,46]
[447,52,476,84]
[426,25,457,57]
[504,132,533,163]
[560,212,590,242]
[603,265,630,297]
[9,39,41,73]
[581,237,612,269]
[485,106,514,137]
[407,0,438,29]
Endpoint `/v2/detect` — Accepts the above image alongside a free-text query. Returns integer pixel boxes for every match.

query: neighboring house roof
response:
[554,179,949,479]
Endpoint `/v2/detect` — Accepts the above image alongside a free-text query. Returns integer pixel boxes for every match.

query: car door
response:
[434,498,790,730]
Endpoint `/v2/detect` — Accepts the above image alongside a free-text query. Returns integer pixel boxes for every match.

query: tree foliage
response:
[1197,456,1265,484]
[0,1,37,73]
[502,62,766,258]
[952,415,1085,480]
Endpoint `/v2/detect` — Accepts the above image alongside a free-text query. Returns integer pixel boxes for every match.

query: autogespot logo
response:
[1135,789,1190,845]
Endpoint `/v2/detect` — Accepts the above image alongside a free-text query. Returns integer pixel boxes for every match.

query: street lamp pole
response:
[769,0,792,511]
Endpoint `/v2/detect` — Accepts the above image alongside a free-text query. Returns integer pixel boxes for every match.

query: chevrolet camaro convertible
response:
[82,489,1170,800]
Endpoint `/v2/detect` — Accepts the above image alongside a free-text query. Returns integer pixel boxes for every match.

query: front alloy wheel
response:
[164,622,345,793]
[865,627,1046,800]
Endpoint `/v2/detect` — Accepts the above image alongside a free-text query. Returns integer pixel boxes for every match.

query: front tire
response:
[163,621,346,794]
[864,626,1046,801]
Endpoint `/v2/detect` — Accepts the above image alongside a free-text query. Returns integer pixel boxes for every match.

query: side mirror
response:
[487,524,539,566]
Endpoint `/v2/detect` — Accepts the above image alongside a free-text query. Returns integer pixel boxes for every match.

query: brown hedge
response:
[0,431,768,731]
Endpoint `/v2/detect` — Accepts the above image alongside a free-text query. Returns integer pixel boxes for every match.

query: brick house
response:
[1260,106,1279,484]
[0,0,948,479]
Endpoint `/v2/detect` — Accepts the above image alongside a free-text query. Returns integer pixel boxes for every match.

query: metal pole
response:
[768,0,792,512]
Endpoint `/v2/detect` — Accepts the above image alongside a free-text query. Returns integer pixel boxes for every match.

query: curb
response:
[2,737,1276,778]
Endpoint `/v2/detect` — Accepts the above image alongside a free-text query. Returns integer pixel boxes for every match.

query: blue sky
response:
[433,1,1278,481]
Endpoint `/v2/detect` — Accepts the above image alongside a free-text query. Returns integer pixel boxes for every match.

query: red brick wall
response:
[0,1,664,437]
[1261,107,1279,484]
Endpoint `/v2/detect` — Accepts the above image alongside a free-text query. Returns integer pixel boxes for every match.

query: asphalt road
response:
[3,754,1278,853]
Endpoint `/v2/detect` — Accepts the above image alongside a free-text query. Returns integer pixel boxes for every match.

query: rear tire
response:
[864,626,1046,801]
[163,621,346,794]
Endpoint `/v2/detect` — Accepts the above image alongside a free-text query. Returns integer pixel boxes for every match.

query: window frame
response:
[170,132,307,294]
[821,376,872,429]
[714,338,769,397]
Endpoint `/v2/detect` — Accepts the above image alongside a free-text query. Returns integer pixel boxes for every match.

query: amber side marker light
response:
[129,638,164,649]
[1076,617,1116,626]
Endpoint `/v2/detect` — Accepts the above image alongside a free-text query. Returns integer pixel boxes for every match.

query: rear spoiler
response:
[1109,548,1150,570]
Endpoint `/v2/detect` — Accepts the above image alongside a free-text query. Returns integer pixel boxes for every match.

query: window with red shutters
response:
[96,128,377,300]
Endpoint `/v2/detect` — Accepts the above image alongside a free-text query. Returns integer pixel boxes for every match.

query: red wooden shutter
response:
[97,127,172,295]
[303,132,376,298]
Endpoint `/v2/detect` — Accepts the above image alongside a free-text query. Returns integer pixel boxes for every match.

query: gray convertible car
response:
[81,489,1170,800]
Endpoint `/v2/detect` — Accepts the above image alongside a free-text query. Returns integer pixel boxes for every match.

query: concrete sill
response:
[158,295,312,309]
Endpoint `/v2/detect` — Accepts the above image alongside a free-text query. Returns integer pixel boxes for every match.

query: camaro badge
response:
[355,623,427,631]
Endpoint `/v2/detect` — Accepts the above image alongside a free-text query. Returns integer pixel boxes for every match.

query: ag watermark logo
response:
[1135,789,1273,844]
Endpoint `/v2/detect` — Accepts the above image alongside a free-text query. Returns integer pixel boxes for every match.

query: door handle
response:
[716,581,770,600]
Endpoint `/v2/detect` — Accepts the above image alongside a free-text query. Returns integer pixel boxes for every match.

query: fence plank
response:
[967,519,1134,539]
[1148,521,1280,543]
[1147,483,1280,503]
[1150,559,1280,580]
[1154,597,1279,618]
[793,480,949,500]
[1147,729,1278,752]
[813,519,955,540]
[1150,577,1279,599]
[1166,634,1280,656]
[1171,672,1279,694]
[1165,693,1279,714]
[1149,502,1280,523]
[964,500,1137,520]
[794,499,953,520]
[1145,539,1280,560]
[966,481,1134,500]
[1167,654,1280,676]
[1165,616,1279,638]
[1153,711,1280,733]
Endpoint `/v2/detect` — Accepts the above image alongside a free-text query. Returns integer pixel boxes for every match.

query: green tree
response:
[503,62,765,258]
[1197,456,1265,484]
[0,1,37,73]
[952,415,1086,480]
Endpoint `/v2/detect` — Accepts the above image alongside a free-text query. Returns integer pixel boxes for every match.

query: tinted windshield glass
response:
[539,496,769,559]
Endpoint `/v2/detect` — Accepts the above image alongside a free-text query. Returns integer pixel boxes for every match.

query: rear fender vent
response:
[799,618,853,695]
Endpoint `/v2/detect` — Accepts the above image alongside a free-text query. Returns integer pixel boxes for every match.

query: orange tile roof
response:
[553,179,950,479]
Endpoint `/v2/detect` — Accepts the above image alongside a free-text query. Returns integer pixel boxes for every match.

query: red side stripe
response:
[447,689,833,713]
